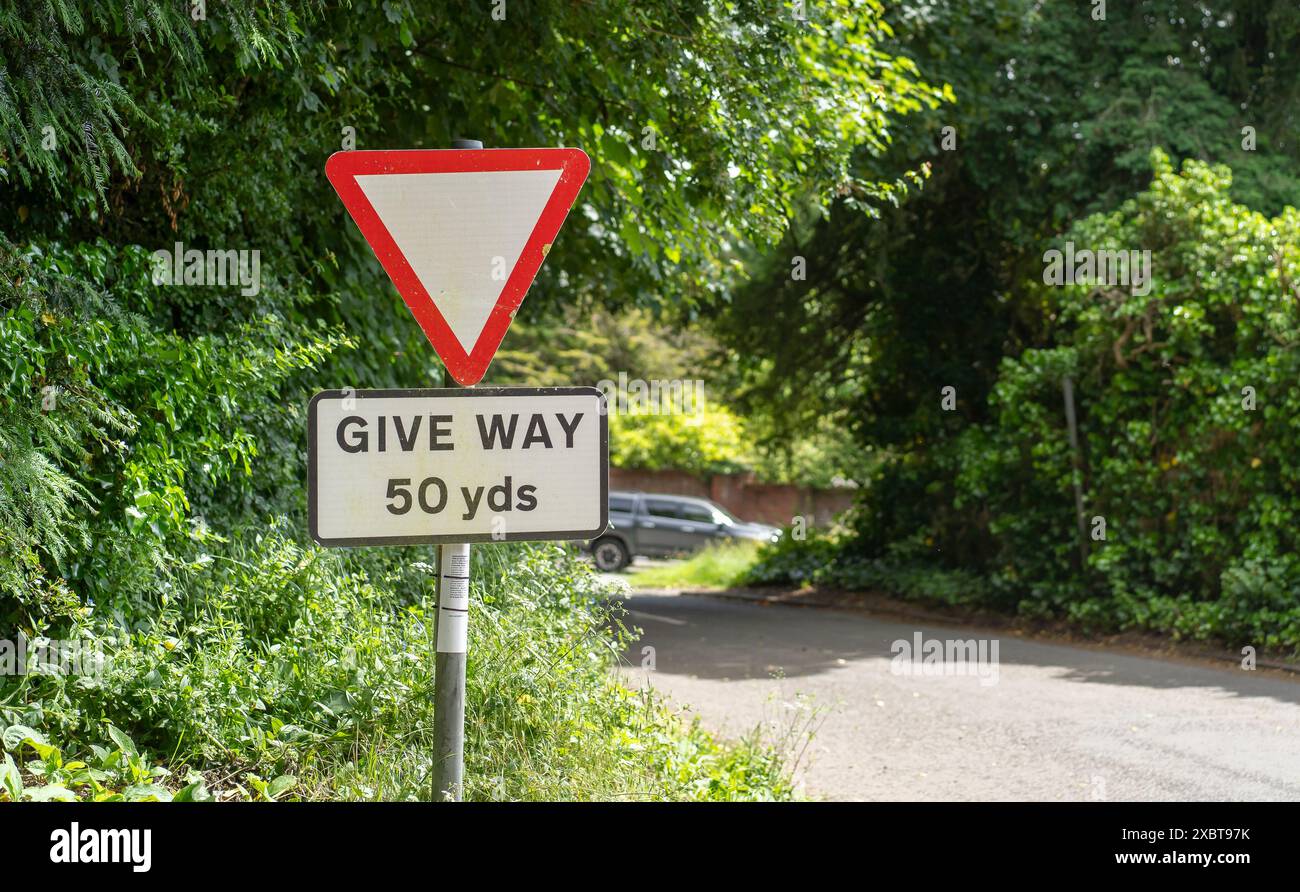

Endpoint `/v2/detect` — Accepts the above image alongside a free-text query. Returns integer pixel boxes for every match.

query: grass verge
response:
[627,540,762,590]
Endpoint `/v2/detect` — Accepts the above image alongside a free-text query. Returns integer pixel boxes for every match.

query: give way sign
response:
[308,386,608,546]
[325,148,591,385]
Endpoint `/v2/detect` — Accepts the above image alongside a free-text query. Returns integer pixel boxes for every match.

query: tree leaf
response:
[267,774,297,800]
[0,753,23,801]
[122,783,172,802]
[2,724,44,752]
[26,784,76,802]
[105,724,138,758]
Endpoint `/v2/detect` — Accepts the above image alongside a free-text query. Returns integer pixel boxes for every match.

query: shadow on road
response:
[616,593,1300,707]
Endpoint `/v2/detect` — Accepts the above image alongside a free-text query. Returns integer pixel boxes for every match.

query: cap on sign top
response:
[325,147,591,385]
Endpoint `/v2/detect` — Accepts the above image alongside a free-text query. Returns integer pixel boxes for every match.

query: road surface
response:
[616,591,1300,801]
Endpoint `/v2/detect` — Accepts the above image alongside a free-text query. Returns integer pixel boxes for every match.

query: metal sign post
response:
[433,542,470,800]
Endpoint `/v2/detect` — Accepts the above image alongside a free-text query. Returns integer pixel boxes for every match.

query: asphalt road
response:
[617,591,1300,801]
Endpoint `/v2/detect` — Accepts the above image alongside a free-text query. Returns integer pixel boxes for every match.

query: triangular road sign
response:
[325,148,590,385]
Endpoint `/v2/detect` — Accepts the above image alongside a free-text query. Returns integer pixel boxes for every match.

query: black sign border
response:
[308,386,609,547]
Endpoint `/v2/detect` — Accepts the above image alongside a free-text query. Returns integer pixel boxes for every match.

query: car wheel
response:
[592,537,630,572]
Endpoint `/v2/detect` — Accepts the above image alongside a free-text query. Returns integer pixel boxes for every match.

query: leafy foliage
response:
[1,537,792,800]
[496,305,864,485]
[0,238,343,621]
[944,153,1300,647]
[1,0,943,318]
[492,306,719,387]
[751,155,1300,654]
[721,0,1300,655]
[719,0,1300,457]
[0,722,210,803]
[610,408,751,477]
[745,521,992,608]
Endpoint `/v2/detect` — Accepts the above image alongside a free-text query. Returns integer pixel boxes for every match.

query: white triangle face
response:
[354,169,563,352]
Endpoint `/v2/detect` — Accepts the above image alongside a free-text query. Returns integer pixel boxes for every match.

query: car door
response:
[605,493,636,538]
[673,500,723,551]
[638,497,691,555]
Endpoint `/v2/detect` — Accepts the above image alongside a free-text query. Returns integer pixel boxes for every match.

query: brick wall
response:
[608,467,855,527]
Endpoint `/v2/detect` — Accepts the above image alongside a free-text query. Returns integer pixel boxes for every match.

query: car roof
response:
[610,491,715,508]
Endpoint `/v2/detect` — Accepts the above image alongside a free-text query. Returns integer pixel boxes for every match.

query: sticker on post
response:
[308,387,609,546]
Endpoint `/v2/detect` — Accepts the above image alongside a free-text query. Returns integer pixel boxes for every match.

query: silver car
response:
[587,490,780,571]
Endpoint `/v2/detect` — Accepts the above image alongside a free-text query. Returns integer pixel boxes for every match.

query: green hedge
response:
[750,154,1300,657]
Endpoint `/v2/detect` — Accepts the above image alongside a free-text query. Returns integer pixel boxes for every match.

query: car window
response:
[609,495,635,513]
[710,503,739,524]
[678,503,715,523]
[644,498,683,519]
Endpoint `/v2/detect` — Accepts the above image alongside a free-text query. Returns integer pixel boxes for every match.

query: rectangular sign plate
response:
[308,387,608,546]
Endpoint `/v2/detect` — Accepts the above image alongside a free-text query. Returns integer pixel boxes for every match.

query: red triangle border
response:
[325,148,591,385]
